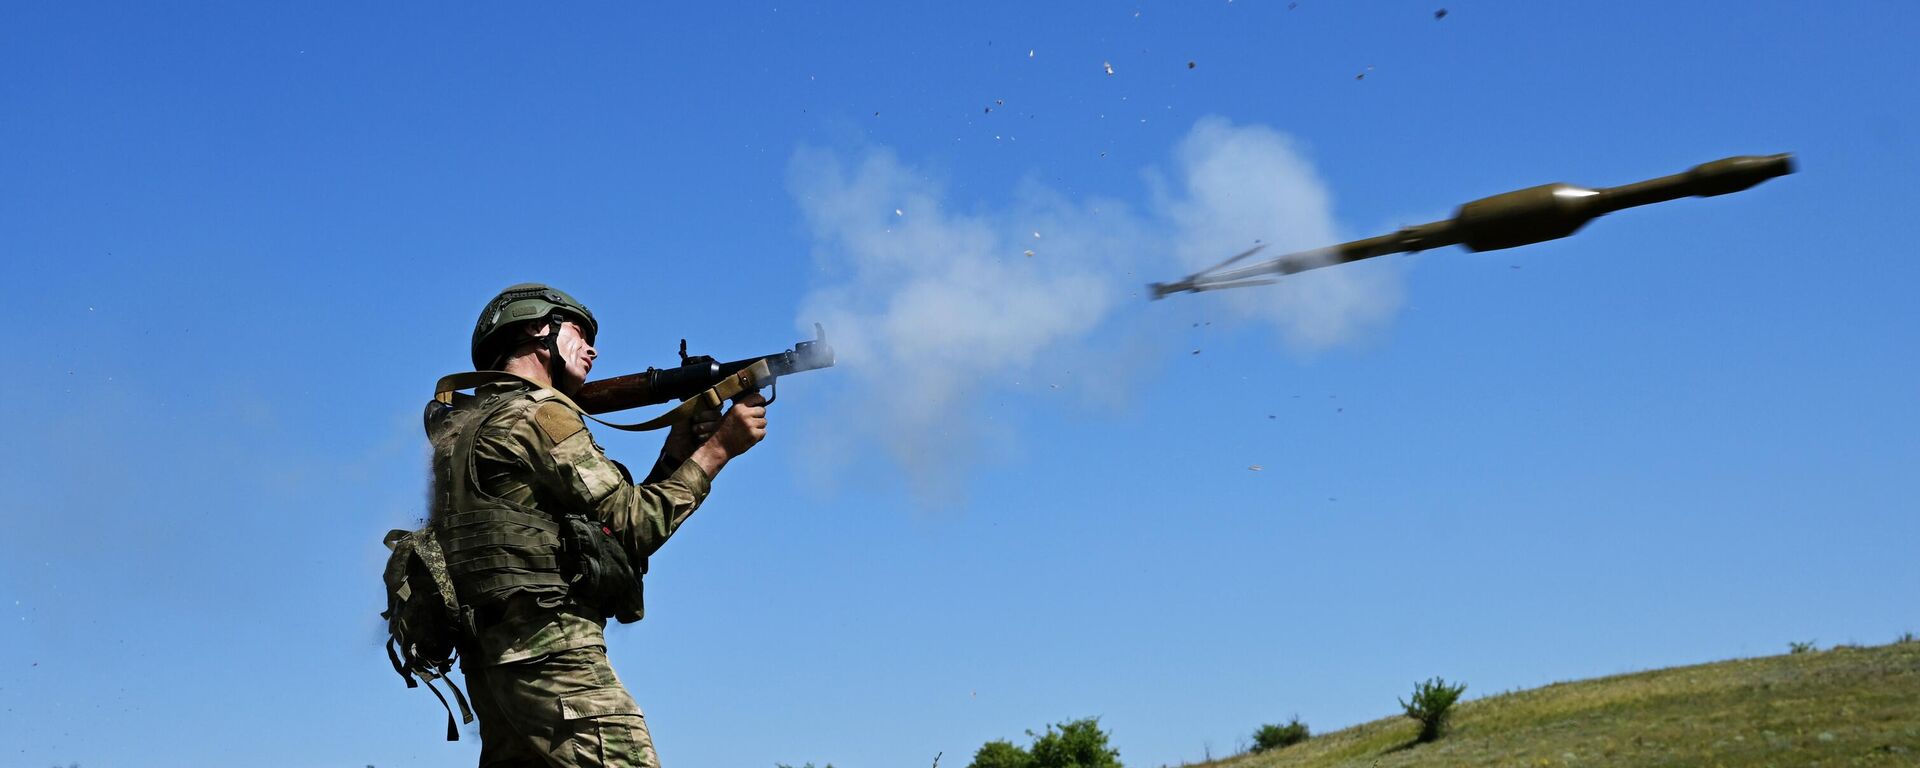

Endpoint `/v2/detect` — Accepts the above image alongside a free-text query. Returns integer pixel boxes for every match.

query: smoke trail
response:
[790,117,1403,501]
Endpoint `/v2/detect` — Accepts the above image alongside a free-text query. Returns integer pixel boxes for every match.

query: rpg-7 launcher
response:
[572,323,836,415]
[1150,153,1796,298]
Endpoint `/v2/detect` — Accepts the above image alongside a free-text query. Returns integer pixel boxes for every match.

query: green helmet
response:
[470,283,599,369]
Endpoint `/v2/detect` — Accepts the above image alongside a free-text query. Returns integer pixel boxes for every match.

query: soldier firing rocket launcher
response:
[1149,154,1795,299]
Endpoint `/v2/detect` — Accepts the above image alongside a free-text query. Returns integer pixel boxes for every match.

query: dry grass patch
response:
[1198,641,1920,768]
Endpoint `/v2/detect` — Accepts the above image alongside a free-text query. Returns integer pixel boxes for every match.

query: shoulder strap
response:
[434,363,770,433]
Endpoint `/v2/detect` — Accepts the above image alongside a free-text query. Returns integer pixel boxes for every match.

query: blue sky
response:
[3,2,1916,767]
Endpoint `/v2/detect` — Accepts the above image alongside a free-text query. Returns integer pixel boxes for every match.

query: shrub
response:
[1400,677,1467,743]
[1028,718,1122,768]
[969,718,1120,768]
[1789,640,1817,654]
[1251,717,1311,753]
[1896,632,1916,645]
[968,740,1032,768]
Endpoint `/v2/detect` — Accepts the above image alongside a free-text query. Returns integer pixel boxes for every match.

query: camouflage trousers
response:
[464,647,660,768]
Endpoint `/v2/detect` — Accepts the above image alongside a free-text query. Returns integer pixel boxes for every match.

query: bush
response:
[968,740,1032,768]
[1897,632,1917,645]
[1251,717,1310,753]
[1030,718,1122,768]
[968,717,1121,768]
[1789,640,1817,654]
[1400,677,1467,743]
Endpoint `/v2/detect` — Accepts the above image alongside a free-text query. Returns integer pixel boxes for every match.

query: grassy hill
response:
[1201,641,1920,768]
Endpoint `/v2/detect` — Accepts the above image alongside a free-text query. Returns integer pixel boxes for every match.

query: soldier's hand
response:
[712,391,769,458]
[663,403,723,464]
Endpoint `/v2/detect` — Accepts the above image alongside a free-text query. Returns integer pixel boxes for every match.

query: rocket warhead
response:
[1678,153,1796,197]
[1149,153,1796,299]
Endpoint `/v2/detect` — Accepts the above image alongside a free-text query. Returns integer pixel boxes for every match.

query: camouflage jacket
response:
[453,381,711,668]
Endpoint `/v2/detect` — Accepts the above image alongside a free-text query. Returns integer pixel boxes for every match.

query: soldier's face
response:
[550,320,597,393]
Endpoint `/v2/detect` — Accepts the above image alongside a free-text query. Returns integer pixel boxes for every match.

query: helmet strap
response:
[542,316,566,385]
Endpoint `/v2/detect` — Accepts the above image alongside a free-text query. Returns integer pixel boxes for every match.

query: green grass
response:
[1197,641,1920,768]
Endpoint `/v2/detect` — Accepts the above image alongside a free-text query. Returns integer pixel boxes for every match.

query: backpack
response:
[380,521,475,740]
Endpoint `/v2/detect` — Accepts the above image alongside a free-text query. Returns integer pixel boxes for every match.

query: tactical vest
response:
[434,389,570,607]
[431,386,645,623]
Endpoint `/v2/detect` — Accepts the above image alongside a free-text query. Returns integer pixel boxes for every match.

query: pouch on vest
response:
[558,512,647,624]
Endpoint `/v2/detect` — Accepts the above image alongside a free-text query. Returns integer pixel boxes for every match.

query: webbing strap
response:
[446,553,563,573]
[386,637,417,687]
[457,570,570,597]
[419,671,474,741]
[438,508,560,534]
[433,362,771,433]
[441,529,557,552]
[443,673,474,734]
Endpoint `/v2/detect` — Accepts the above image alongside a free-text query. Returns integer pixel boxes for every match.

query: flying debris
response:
[1435,8,1448,19]
[1149,154,1796,299]
[1103,61,1116,76]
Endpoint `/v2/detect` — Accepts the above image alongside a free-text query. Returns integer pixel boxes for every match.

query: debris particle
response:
[1248,465,1263,472]
[1434,8,1448,19]
[1356,65,1374,81]
[1187,60,1196,69]
[985,106,992,114]
[1023,249,1035,258]
[1289,1,1298,8]
[996,99,1005,106]
[1032,230,1041,239]
[1191,349,1201,355]
[895,209,904,217]
[1028,49,1035,58]
[1268,415,1277,419]
[1103,61,1115,76]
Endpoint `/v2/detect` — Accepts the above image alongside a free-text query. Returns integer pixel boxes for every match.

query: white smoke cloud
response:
[790,117,1403,501]
[1162,118,1404,350]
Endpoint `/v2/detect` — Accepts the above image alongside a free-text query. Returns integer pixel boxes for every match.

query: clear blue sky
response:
[4,3,1916,767]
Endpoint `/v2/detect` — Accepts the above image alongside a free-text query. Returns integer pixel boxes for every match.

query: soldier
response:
[434,283,767,767]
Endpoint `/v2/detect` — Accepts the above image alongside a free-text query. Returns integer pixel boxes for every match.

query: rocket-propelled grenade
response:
[1149,153,1795,299]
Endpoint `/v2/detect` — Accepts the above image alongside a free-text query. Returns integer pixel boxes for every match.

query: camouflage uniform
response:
[444,380,711,768]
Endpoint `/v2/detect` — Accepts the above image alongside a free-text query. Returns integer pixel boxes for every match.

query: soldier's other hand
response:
[713,392,769,458]
[664,404,723,463]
